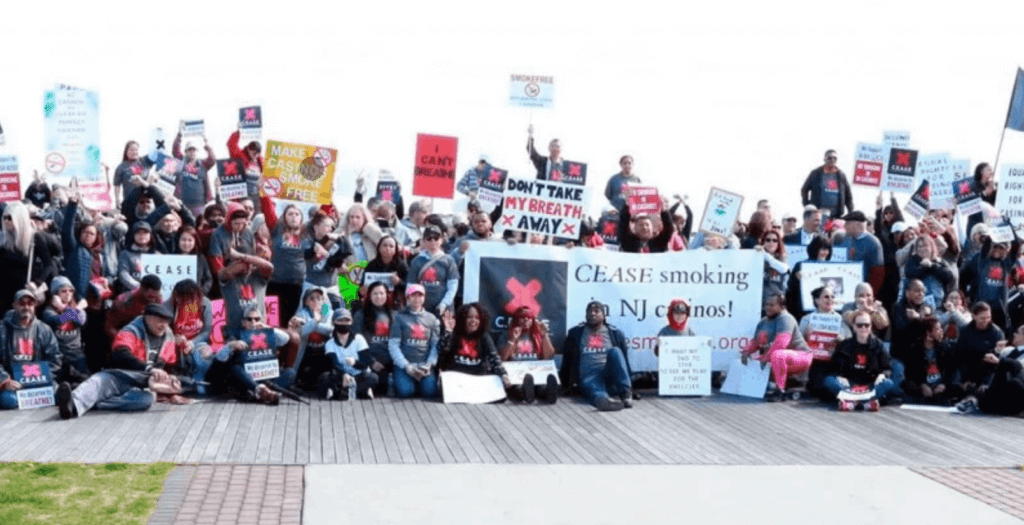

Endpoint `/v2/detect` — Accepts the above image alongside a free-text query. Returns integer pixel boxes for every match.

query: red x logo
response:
[223,162,238,176]
[410,324,426,339]
[488,169,502,183]
[17,338,33,359]
[562,223,576,235]
[21,363,41,379]
[958,181,971,194]
[602,221,616,236]
[568,163,581,176]
[375,321,390,336]
[587,334,603,348]
[245,108,257,120]
[504,277,542,315]
[381,189,393,202]
[249,332,268,350]
[920,186,930,199]
[896,152,911,166]
[502,215,514,226]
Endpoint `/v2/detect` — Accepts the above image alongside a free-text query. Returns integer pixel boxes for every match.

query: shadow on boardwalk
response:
[2,393,1021,466]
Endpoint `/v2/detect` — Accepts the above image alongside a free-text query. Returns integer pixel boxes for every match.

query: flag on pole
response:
[1005,68,1024,131]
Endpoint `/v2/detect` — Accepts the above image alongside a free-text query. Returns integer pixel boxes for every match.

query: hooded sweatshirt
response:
[657,298,696,338]
[0,310,61,385]
[117,221,153,291]
[40,277,86,359]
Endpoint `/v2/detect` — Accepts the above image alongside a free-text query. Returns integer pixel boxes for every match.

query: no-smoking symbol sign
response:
[524,83,541,98]
[45,152,66,174]
[262,178,281,197]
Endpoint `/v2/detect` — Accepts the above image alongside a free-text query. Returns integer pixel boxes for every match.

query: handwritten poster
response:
[412,133,458,198]
[658,336,713,396]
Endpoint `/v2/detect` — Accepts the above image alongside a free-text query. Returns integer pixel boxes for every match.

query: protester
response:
[741,294,812,399]
[757,230,790,310]
[837,211,885,293]
[117,221,154,292]
[959,237,1023,331]
[284,288,334,391]
[260,196,309,324]
[41,277,89,385]
[497,306,556,403]
[840,283,890,339]
[395,200,429,248]
[408,225,459,315]
[104,275,163,343]
[903,235,955,309]
[215,306,290,405]
[227,127,264,200]
[209,202,274,332]
[526,124,565,181]
[171,131,216,216]
[177,226,214,296]
[321,308,378,400]
[387,285,441,399]
[826,311,902,411]
[955,324,1024,415]
[56,368,185,419]
[353,282,395,397]
[604,155,641,212]
[456,155,491,197]
[304,210,351,310]
[653,299,696,359]
[0,290,61,409]
[800,149,853,220]
[617,205,676,253]
[362,235,408,307]
[559,301,634,411]
[0,202,55,312]
[112,140,155,206]
[952,302,1004,398]
[163,279,214,392]
[438,303,509,394]
[901,317,956,405]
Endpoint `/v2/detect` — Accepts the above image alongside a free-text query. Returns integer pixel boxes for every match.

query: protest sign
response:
[626,185,661,216]
[375,180,401,205]
[150,127,167,155]
[362,272,394,290]
[43,87,106,209]
[14,362,54,410]
[804,313,843,361]
[982,203,1014,243]
[786,244,809,266]
[181,119,204,137]
[464,244,764,372]
[952,177,982,217]
[263,141,337,204]
[596,215,619,247]
[881,147,918,193]
[509,73,554,109]
[412,134,458,198]
[996,164,1024,229]
[0,155,19,202]
[883,130,910,149]
[499,177,586,240]
[239,106,262,142]
[658,336,713,396]
[719,358,771,399]
[154,153,179,197]
[831,247,848,262]
[853,143,886,187]
[476,167,507,212]
[549,160,586,186]
[241,328,280,381]
[917,153,954,210]
[0,121,4,146]
[217,158,247,200]
[140,254,197,297]
[440,371,507,404]
[799,262,864,311]
[904,180,930,221]
[697,187,744,238]
[209,296,280,351]
[502,360,559,386]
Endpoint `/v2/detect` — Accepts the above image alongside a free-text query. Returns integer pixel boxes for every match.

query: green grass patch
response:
[0,462,175,525]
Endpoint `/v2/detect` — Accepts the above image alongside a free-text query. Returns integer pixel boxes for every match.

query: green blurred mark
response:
[43,92,55,117]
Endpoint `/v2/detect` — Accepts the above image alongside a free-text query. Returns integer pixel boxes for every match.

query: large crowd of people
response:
[2,123,1023,419]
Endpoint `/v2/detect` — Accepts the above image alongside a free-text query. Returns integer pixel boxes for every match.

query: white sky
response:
[3,1,1024,222]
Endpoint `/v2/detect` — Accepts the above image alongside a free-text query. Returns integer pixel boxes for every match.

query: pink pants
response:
[766,350,813,391]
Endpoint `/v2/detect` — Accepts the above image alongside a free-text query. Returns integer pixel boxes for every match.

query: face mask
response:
[334,324,351,335]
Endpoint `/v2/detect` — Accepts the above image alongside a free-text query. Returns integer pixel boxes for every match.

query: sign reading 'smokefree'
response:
[412,134,458,198]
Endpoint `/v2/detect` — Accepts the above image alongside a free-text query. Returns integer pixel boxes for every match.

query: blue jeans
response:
[579,347,632,404]
[393,366,439,399]
[74,370,154,415]
[191,348,214,395]
[823,375,902,400]
[0,390,20,410]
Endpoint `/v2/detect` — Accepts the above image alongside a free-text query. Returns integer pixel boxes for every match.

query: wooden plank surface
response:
[3,394,1023,466]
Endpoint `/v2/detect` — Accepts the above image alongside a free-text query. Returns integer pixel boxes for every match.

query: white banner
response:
[719,359,770,398]
[140,254,198,296]
[362,272,395,290]
[440,371,507,404]
[499,177,587,240]
[799,262,864,311]
[464,243,764,373]
[996,164,1024,229]
[658,336,713,396]
[509,73,554,109]
[181,119,205,137]
[245,360,280,381]
[502,360,559,386]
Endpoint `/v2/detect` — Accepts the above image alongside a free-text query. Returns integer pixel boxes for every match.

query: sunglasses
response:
[244,317,261,322]
[855,323,871,328]
[2,216,11,220]
[764,238,779,243]
[827,156,838,161]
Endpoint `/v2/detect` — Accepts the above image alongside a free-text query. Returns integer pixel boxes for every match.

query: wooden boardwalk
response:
[1,394,1022,466]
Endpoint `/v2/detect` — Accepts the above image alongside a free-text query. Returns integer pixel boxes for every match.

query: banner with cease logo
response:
[881,147,918,193]
[140,254,197,297]
[464,243,764,372]
[217,158,247,200]
[14,361,54,409]
[499,177,587,240]
[239,106,262,142]
[509,73,554,109]
[476,167,507,212]
[262,141,337,204]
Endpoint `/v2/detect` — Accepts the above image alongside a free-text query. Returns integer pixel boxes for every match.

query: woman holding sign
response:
[798,286,850,399]
[163,279,214,393]
[498,306,557,403]
[740,294,813,400]
[354,282,396,397]
[362,236,408,308]
[260,195,310,324]
[785,234,832,321]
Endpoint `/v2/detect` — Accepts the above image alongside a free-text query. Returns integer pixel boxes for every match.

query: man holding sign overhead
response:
[526,125,564,181]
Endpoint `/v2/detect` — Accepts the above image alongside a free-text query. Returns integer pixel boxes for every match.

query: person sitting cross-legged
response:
[559,301,634,412]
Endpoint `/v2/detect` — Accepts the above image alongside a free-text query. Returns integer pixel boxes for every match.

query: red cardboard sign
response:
[412,134,458,198]
[626,185,661,216]
[854,160,883,186]
[0,173,20,202]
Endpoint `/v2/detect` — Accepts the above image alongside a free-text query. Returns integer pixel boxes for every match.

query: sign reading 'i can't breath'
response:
[412,134,458,198]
